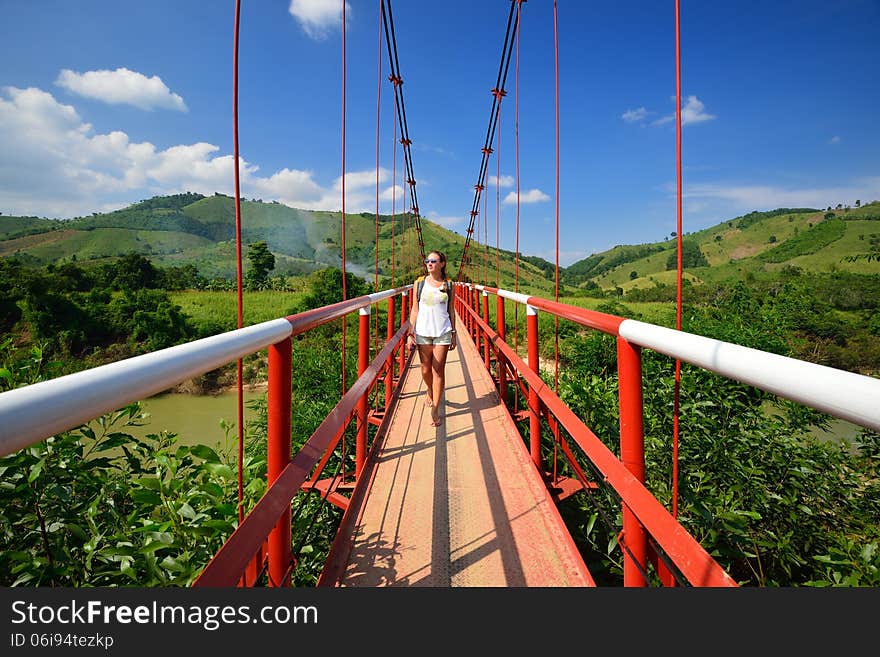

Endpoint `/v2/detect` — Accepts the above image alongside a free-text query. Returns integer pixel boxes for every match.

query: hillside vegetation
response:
[4,195,880,297]
[576,203,880,294]
[0,193,559,294]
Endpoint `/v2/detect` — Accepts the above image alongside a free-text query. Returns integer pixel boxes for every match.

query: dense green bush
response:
[549,286,880,586]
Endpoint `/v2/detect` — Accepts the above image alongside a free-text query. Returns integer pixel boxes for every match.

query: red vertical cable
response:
[496,102,501,288]
[672,0,683,519]
[391,104,397,285]
[553,0,560,392]
[482,182,488,282]
[341,0,347,395]
[374,0,382,366]
[514,0,522,354]
[484,173,488,283]
[402,160,407,278]
[231,0,245,525]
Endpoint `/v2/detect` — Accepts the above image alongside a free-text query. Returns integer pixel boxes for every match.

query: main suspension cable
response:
[382,0,425,263]
[456,0,518,281]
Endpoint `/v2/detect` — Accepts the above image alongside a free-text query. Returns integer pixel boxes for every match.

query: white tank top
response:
[414,280,453,337]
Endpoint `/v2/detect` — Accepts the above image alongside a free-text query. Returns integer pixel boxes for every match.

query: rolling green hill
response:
[0,193,561,295]
[571,203,880,294]
[3,195,879,298]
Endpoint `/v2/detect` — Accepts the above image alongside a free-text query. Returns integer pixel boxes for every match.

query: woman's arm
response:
[407,288,419,349]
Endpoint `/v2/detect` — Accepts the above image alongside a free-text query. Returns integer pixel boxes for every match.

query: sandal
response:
[425,395,433,407]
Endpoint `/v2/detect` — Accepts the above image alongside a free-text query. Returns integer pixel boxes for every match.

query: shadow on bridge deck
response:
[320,315,595,587]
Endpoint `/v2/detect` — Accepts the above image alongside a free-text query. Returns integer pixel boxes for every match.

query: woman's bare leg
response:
[418,344,435,406]
[430,344,450,424]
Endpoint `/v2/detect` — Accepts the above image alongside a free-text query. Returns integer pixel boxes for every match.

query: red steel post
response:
[267,337,292,587]
[617,336,648,587]
[497,295,508,405]
[385,295,395,411]
[482,290,490,369]
[471,287,478,338]
[527,305,542,471]
[356,308,370,478]
[399,291,408,377]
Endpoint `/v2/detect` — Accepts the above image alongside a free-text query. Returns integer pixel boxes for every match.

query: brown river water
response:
[120,389,267,451]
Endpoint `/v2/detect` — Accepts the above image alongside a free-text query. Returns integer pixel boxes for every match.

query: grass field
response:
[171,290,306,330]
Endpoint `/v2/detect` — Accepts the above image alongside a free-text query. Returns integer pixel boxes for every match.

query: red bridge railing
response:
[3,282,877,587]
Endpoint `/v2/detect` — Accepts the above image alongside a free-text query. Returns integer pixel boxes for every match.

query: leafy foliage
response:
[549,283,880,586]
[244,241,276,291]
[759,217,846,262]
[665,240,708,270]
[0,325,354,587]
[294,268,373,312]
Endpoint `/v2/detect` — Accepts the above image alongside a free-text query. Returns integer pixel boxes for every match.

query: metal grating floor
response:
[320,315,595,587]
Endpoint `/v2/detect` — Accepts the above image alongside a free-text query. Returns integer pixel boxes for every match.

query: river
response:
[121,389,267,451]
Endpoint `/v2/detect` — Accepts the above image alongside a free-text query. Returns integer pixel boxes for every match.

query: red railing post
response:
[267,337,292,587]
[356,307,370,478]
[399,290,408,377]
[471,287,478,339]
[527,305,542,471]
[617,336,648,587]
[497,295,508,405]
[385,295,395,411]
[482,290,490,369]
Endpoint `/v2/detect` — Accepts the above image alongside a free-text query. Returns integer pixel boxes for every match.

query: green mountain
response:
[3,195,879,297]
[563,203,880,293]
[0,193,561,295]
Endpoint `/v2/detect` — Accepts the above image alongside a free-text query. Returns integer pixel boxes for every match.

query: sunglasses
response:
[424,258,440,264]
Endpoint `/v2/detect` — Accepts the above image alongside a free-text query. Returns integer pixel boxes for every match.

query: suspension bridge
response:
[1,1,878,589]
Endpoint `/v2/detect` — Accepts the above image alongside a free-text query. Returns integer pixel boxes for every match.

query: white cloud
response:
[683,178,880,214]
[378,184,405,203]
[487,174,514,188]
[0,86,396,218]
[680,96,715,125]
[425,211,464,229]
[289,0,350,40]
[622,107,648,123]
[652,95,715,127]
[829,135,841,144]
[55,68,187,112]
[503,189,550,204]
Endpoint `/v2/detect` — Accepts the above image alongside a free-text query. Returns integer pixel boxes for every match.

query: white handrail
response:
[619,319,880,433]
[472,284,880,435]
[0,318,294,457]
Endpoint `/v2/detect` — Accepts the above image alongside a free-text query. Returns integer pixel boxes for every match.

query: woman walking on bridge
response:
[406,250,456,426]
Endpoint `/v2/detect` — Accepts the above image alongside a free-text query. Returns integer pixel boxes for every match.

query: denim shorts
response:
[415,331,454,346]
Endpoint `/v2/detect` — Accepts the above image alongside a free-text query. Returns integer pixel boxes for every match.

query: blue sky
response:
[1,1,878,267]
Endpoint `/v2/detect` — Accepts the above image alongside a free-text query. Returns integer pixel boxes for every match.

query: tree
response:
[666,240,708,270]
[245,241,275,290]
[295,268,371,311]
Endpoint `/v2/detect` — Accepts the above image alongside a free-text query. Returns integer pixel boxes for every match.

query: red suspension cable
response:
[514,0,522,354]
[553,0,560,392]
[340,0,347,395]
[231,0,245,526]
[673,0,683,519]
[374,0,382,359]
[496,100,501,288]
[390,82,397,285]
